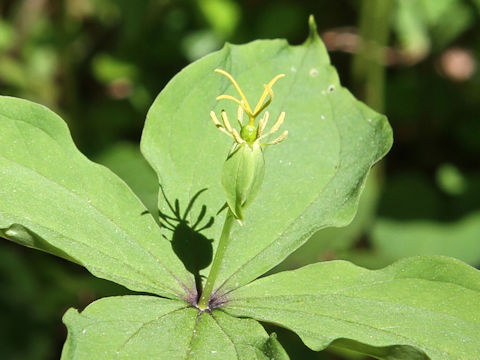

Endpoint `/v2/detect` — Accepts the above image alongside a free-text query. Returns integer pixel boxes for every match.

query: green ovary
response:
[240,124,257,144]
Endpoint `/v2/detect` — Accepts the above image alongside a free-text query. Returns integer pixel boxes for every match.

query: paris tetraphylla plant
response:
[3,15,478,359]
[2,16,480,359]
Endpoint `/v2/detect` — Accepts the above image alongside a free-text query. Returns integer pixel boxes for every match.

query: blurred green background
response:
[1,0,479,359]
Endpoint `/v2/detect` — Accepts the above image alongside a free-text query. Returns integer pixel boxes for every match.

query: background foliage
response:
[0,0,479,359]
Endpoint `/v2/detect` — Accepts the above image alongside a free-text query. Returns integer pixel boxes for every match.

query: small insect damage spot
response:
[328,84,335,92]
[309,68,319,77]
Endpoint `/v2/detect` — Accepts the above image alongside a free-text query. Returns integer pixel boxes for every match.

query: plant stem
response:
[197,209,235,310]
[352,0,393,112]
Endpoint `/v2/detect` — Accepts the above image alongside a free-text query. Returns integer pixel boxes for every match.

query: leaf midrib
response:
[228,291,480,325]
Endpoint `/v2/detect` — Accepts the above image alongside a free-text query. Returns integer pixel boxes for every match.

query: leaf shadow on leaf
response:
[153,187,214,301]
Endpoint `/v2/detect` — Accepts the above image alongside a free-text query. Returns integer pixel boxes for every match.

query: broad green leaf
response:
[372,212,480,266]
[0,96,192,299]
[62,295,289,359]
[224,256,480,359]
[141,17,392,293]
[94,142,159,216]
[275,166,381,271]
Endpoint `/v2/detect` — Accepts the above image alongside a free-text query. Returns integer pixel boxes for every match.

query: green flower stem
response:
[197,209,235,310]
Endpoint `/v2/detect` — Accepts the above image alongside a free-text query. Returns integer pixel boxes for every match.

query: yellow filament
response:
[237,105,244,126]
[257,111,269,137]
[221,111,233,132]
[231,128,245,144]
[268,130,288,145]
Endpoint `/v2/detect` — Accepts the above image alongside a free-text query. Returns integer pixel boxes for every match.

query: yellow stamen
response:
[210,111,222,127]
[221,110,233,132]
[237,105,244,126]
[259,112,285,141]
[231,128,245,144]
[267,130,288,145]
[257,111,269,138]
[269,111,285,134]
[210,111,233,138]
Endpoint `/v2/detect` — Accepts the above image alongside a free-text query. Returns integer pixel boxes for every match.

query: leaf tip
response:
[307,15,319,43]
[62,307,80,325]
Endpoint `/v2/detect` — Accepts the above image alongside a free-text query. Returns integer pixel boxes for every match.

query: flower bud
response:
[222,142,264,222]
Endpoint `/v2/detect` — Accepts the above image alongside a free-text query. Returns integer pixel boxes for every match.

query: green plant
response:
[1,17,479,359]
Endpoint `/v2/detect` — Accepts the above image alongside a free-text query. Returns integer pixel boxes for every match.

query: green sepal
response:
[221,142,265,221]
